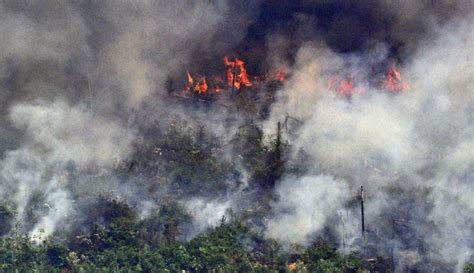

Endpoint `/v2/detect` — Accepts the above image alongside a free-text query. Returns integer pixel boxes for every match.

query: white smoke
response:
[0,0,256,238]
[0,100,134,238]
[185,197,232,236]
[263,15,473,270]
[266,175,350,244]
[0,0,471,270]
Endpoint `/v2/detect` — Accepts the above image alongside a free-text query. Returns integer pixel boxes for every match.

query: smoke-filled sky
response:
[0,0,472,271]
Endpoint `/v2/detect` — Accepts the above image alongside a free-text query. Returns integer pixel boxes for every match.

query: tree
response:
[0,204,15,236]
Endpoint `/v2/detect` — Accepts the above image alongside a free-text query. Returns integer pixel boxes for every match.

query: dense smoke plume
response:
[266,175,350,244]
[0,0,472,271]
[0,0,256,238]
[263,10,473,271]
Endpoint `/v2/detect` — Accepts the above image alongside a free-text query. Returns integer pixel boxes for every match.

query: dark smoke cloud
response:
[236,0,472,69]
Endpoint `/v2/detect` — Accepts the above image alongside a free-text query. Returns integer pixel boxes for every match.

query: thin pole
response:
[231,58,238,96]
[361,186,365,238]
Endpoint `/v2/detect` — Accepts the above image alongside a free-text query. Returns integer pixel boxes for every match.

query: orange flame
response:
[181,71,194,92]
[180,56,412,97]
[235,58,252,87]
[187,71,193,85]
[223,56,252,90]
[182,72,208,94]
[381,63,410,91]
[194,77,208,94]
[328,75,356,96]
[338,79,355,96]
[180,56,286,95]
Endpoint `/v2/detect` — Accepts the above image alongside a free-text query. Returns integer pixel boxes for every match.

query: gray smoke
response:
[0,0,256,238]
[0,100,134,238]
[262,12,473,271]
[0,0,472,271]
[266,175,350,244]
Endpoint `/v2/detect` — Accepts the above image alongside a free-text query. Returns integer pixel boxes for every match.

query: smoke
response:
[96,1,235,107]
[262,7,473,270]
[266,175,350,244]
[0,0,472,271]
[0,0,257,238]
[0,1,91,154]
[185,197,232,236]
[0,100,134,238]
[10,101,134,166]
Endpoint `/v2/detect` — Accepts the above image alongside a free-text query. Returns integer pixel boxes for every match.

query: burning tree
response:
[380,63,410,92]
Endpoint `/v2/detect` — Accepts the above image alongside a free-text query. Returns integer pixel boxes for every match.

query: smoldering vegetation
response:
[0,0,472,272]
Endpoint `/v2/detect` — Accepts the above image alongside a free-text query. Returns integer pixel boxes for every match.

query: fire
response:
[182,71,194,92]
[179,56,409,97]
[381,63,410,91]
[328,63,410,97]
[182,72,208,94]
[223,56,252,89]
[328,75,357,96]
[187,71,193,85]
[338,79,355,96]
[269,68,287,82]
[194,77,208,94]
[180,56,286,95]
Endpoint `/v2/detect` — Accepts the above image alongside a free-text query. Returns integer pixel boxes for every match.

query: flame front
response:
[194,77,208,94]
[181,56,285,95]
[182,72,208,94]
[180,56,409,96]
[223,56,252,90]
[381,63,410,91]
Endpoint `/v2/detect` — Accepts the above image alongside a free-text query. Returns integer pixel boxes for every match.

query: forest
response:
[0,110,367,272]
[0,104,472,272]
[0,1,472,272]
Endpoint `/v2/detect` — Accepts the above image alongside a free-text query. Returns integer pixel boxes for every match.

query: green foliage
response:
[0,215,369,272]
[232,122,288,189]
[91,194,136,226]
[0,230,45,271]
[158,243,193,271]
[45,242,70,269]
[465,263,474,273]
[140,201,192,246]
[0,203,15,236]
[105,217,141,248]
[0,118,371,272]
[86,246,164,272]
[303,240,362,273]
[187,221,253,271]
[124,119,239,197]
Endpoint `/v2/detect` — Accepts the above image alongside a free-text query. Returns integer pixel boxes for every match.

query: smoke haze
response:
[0,0,472,271]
